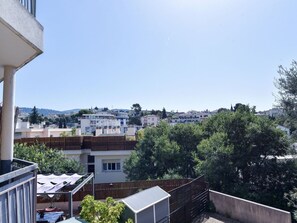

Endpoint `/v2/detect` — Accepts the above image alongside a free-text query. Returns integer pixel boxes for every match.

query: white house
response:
[14,120,81,139]
[171,111,212,124]
[80,113,121,136]
[141,115,160,127]
[59,136,137,183]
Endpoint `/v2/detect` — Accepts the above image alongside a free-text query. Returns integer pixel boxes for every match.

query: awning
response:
[37,174,84,195]
[36,173,94,218]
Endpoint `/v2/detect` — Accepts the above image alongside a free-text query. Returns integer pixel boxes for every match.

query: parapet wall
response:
[209,190,291,223]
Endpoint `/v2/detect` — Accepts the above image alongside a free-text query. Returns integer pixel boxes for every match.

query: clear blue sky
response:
[14,0,297,112]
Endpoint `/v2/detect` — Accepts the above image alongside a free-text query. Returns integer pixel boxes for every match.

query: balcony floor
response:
[194,213,241,223]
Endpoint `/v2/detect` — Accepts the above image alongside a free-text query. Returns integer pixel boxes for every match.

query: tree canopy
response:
[129,103,142,125]
[124,106,297,212]
[124,122,203,180]
[14,143,84,174]
[80,195,132,223]
[29,106,43,124]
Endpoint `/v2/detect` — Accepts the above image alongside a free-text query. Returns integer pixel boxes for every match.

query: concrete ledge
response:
[0,0,43,51]
[209,190,291,223]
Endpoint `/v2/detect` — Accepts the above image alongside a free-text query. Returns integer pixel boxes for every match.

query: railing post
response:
[68,192,73,218]
[32,169,37,223]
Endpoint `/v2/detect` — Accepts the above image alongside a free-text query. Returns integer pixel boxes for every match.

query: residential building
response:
[17,136,137,184]
[141,114,160,127]
[0,0,43,222]
[257,108,284,117]
[276,125,290,137]
[64,136,137,183]
[80,112,121,135]
[113,111,129,133]
[170,110,212,124]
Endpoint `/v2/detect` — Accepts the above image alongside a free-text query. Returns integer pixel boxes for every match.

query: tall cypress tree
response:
[29,106,41,124]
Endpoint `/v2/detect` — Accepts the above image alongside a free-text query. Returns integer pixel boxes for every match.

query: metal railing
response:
[0,158,38,223]
[19,0,36,17]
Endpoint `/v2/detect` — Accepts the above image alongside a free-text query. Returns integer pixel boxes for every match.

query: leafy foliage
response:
[129,104,142,125]
[124,122,202,180]
[162,107,167,119]
[275,60,297,118]
[199,107,296,210]
[124,106,297,212]
[14,143,84,174]
[80,195,133,223]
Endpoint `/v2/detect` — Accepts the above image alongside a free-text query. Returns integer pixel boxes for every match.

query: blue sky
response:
[14,0,297,112]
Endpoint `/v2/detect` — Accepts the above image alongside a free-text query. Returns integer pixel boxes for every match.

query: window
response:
[102,160,121,171]
[88,155,95,163]
[88,155,95,174]
[88,164,95,173]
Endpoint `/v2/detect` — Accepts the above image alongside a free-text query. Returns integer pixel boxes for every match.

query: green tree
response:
[131,103,141,116]
[29,106,42,124]
[129,104,142,125]
[14,143,84,174]
[169,123,203,177]
[198,107,297,210]
[80,195,133,223]
[124,122,202,180]
[77,109,94,117]
[275,60,297,134]
[275,60,297,116]
[162,108,167,119]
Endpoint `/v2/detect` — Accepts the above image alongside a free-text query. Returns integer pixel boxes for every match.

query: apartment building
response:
[80,112,121,135]
[141,114,160,127]
[171,111,212,124]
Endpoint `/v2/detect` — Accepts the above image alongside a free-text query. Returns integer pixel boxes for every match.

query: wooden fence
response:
[37,178,192,203]
[74,178,191,201]
[169,176,209,223]
[15,136,137,151]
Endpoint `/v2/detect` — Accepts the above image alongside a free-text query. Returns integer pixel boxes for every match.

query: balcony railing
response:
[0,158,38,223]
[19,0,36,17]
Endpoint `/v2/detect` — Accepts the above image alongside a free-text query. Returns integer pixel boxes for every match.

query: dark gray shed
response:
[121,186,170,223]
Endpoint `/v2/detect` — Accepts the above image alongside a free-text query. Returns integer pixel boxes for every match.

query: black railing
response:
[19,0,36,17]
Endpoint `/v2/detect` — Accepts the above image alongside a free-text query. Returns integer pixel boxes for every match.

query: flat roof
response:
[121,186,170,213]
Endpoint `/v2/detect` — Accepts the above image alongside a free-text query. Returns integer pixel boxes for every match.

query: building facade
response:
[80,113,121,135]
[17,136,137,184]
[141,114,160,127]
[170,111,212,124]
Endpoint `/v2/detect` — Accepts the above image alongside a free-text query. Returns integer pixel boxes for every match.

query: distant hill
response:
[19,107,81,116]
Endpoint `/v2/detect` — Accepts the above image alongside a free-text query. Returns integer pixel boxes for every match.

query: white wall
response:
[91,151,132,183]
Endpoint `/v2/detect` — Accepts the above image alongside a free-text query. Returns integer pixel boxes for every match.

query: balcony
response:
[0,0,43,79]
[0,158,38,223]
[19,0,36,17]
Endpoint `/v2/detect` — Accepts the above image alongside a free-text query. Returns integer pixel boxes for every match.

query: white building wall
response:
[91,150,132,183]
[62,149,132,183]
[80,113,121,135]
[141,115,160,127]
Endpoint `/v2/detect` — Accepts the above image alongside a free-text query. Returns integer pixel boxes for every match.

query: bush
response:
[14,143,84,174]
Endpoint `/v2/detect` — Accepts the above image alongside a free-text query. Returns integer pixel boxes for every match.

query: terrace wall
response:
[209,190,291,223]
